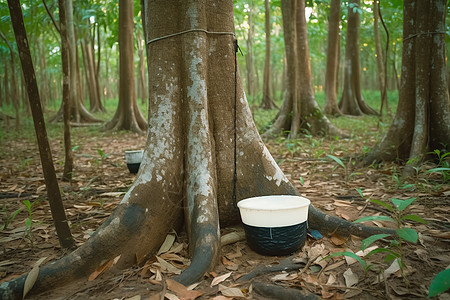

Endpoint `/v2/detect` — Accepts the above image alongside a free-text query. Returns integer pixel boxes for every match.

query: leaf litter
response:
[0,127,449,299]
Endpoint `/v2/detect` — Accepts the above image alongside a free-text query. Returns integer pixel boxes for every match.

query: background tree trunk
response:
[264,0,344,138]
[260,0,276,109]
[0,30,20,131]
[7,0,75,250]
[339,0,377,116]
[104,0,147,133]
[59,0,73,182]
[364,0,450,173]
[323,0,341,116]
[245,0,257,99]
[373,0,388,116]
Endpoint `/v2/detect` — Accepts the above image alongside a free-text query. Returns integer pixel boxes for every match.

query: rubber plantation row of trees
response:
[1,0,412,124]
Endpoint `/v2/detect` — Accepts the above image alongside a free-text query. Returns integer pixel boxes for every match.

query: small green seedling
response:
[324,197,426,284]
[1,204,24,230]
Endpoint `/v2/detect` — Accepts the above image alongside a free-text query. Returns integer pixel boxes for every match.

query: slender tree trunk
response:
[323,0,342,115]
[373,0,388,116]
[260,0,277,109]
[4,59,10,107]
[364,0,450,174]
[59,0,73,182]
[0,30,20,130]
[339,0,377,116]
[65,0,80,122]
[7,0,75,250]
[245,0,257,99]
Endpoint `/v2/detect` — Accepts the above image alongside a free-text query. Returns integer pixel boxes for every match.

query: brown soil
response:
[1,124,449,299]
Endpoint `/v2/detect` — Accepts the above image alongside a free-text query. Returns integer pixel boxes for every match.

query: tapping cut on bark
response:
[0,1,395,299]
[364,0,450,174]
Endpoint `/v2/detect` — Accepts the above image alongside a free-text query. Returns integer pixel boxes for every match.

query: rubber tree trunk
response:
[7,0,75,250]
[364,0,450,174]
[260,0,277,109]
[338,0,377,116]
[373,0,388,117]
[104,0,147,134]
[0,30,20,131]
[323,0,342,116]
[264,0,344,138]
[59,0,73,182]
[49,0,102,124]
[245,0,257,99]
[0,1,394,299]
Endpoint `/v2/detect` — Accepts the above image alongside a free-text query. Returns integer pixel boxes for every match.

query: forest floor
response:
[0,116,449,300]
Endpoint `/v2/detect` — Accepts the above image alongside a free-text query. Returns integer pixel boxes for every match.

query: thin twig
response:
[42,0,61,34]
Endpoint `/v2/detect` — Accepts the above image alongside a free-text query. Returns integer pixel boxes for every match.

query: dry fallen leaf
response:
[343,268,359,287]
[23,257,47,299]
[219,284,245,298]
[166,279,203,300]
[211,272,232,287]
[157,233,176,255]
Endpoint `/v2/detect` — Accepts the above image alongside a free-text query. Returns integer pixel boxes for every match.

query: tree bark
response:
[6,0,75,250]
[245,0,257,99]
[137,31,147,105]
[0,1,394,299]
[260,0,277,109]
[264,0,344,138]
[323,0,342,116]
[364,0,450,174]
[49,0,102,124]
[104,0,147,134]
[339,0,377,116]
[0,30,20,131]
[59,0,73,182]
[373,0,388,116]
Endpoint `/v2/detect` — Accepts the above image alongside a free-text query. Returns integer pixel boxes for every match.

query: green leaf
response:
[327,154,345,169]
[400,214,427,224]
[429,269,450,297]
[355,188,364,198]
[323,251,366,269]
[365,247,400,258]
[354,215,396,223]
[23,200,32,211]
[391,198,416,211]
[425,167,450,174]
[299,177,304,185]
[360,234,391,251]
[97,149,104,157]
[369,199,394,212]
[25,218,32,227]
[396,228,418,243]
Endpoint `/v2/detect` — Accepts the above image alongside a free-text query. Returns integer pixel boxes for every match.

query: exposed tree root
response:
[253,281,319,300]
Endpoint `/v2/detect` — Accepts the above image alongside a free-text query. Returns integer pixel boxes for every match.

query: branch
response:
[42,0,61,34]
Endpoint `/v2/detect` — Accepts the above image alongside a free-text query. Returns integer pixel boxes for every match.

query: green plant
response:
[428,268,450,297]
[425,149,450,184]
[324,197,425,285]
[1,204,23,230]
